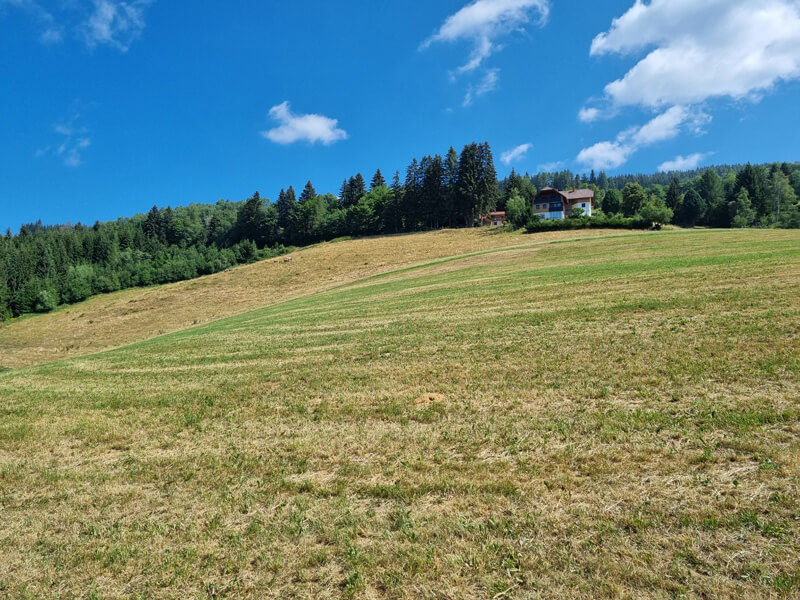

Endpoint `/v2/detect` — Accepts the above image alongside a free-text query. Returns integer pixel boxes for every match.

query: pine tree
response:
[404,158,422,230]
[300,181,316,204]
[731,188,755,228]
[456,143,482,226]
[421,155,445,228]
[677,189,706,226]
[350,174,366,203]
[597,171,609,190]
[143,206,162,240]
[371,169,386,190]
[735,164,768,218]
[276,188,296,232]
[621,183,647,217]
[478,141,498,215]
[666,178,683,211]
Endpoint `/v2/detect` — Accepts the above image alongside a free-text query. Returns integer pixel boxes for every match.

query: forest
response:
[1,140,799,320]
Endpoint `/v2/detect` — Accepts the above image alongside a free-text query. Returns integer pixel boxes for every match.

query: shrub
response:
[34,289,59,313]
[506,192,531,229]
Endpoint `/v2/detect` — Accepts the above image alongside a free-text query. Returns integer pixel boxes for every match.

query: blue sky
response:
[2,0,799,231]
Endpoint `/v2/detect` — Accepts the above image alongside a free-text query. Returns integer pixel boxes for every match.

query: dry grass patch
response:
[0,228,630,369]
[0,228,798,599]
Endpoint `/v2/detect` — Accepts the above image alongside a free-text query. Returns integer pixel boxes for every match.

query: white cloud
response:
[628,105,709,146]
[578,107,601,123]
[422,0,550,73]
[82,0,151,51]
[577,105,708,170]
[538,160,565,171]
[38,115,91,167]
[463,68,499,106]
[501,143,532,165]
[579,0,800,170]
[577,141,633,171]
[590,0,800,109]
[2,0,152,50]
[262,101,348,146]
[657,153,710,172]
[1,0,63,44]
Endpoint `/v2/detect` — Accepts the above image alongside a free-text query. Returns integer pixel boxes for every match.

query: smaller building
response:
[480,211,507,227]
[533,187,595,220]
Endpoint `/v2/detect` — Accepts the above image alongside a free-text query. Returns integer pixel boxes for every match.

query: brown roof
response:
[563,189,595,202]
[535,187,595,203]
[489,212,506,217]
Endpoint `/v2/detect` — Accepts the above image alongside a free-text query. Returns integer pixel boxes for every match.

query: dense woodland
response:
[1,141,799,320]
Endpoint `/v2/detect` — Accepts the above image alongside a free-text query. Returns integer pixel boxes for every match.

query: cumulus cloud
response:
[590,0,800,108]
[82,0,152,52]
[463,68,499,106]
[422,0,550,73]
[577,105,708,170]
[37,115,91,167]
[501,143,532,165]
[578,107,601,123]
[578,0,799,169]
[577,141,633,171]
[657,153,710,173]
[262,101,348,146]
[591,0,800,106]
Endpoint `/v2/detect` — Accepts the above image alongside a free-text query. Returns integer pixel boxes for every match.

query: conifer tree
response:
[300,181,316,204]
[731,188,755,228]
[677,189,706,226]
[371,169,386,190]
[621,183,647,217]
[666,178,683,211]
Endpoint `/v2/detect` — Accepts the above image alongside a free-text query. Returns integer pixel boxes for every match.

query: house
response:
[480,211,507,226]
[533,187,595,220]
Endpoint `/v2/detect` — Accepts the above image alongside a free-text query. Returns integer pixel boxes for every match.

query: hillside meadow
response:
[0,228,798,599]
[0,228,632,369]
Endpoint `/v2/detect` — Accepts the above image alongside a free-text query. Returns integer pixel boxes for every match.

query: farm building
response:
[480,212,507,226]
[533,187,595,220]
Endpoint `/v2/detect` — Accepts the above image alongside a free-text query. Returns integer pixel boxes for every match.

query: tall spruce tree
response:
[371,169,386,190]
[677,189,706,226]
[666,178,683,211]
[299,181,316,204]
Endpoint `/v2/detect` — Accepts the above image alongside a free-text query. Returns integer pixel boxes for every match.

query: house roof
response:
[489,212,506,217]
[535,187,595,203]
[563,189,595,202]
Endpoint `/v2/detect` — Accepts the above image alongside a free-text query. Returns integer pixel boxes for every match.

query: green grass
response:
[0,229,799,599]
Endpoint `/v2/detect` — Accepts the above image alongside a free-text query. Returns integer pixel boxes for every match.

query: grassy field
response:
[1,228,799,599]
[1,227,591,369]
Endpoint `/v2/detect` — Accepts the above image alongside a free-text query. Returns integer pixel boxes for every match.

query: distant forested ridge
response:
[1,142,798,320]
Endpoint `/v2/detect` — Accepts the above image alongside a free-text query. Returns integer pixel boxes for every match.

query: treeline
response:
[2,144,798,321]
[0,201,289,320]
[590,162,800,229]
[0,142,498,319]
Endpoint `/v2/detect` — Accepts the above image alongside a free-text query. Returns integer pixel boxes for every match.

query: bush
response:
[34,289,59,313]
[638,196,674,227]
[506,192,531,229]
[525,212,649,233]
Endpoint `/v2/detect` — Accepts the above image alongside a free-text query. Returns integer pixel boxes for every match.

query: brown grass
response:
[0,228,798,600]
[0,228,635,368]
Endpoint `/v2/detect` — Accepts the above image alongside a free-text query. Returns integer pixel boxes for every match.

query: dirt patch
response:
[415,393,446,406]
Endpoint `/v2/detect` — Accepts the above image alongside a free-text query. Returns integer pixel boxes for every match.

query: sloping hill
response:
[0,228,629,369]
[1,229,798,599]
